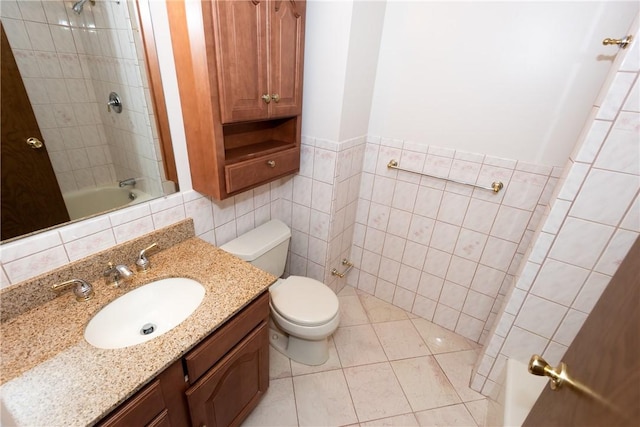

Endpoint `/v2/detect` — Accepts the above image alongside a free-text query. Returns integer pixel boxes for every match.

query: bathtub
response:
[63,185,153,220]
[486,358,548,426]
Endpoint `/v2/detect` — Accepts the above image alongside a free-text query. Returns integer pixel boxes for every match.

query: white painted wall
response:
[301,0,354,141]
[369,0,639,166]
[339,0,387,141]
[144,0,640,184]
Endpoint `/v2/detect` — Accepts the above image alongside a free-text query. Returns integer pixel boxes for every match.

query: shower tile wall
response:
[347,137,562,343]
[471,25,640,398]
[0,0,163,196]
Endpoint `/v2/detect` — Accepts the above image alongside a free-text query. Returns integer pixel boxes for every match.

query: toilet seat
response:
[270,276,339,327]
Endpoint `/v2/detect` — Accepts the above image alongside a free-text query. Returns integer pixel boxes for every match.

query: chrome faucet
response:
[118,178,136,188]
[104,263,134,287]
[52,279,94,301]
[136,243,158,272]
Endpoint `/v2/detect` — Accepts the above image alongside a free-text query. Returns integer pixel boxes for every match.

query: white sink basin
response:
[84,278,205,349]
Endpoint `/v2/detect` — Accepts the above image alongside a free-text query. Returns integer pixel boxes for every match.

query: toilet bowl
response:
[220,219,340,365]
[269,276,340,365]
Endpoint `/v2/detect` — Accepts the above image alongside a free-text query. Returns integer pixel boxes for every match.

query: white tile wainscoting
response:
[347,136,561,345]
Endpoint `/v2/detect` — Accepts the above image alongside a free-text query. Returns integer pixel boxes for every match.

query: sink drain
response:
[140,323,156,335]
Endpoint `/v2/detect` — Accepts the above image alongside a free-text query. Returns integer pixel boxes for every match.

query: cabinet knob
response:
[267,160,276,168]
[261,94,271,104]
[272,93,280,103]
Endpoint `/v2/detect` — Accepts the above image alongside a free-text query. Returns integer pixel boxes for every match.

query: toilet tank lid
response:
[219,219,291,261]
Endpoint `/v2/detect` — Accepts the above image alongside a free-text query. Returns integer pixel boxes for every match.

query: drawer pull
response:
[272,93,280,103]
[267,160,276,168]
[261,94,271,104]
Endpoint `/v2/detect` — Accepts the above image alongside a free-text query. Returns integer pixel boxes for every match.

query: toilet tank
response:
[220,219,291,277]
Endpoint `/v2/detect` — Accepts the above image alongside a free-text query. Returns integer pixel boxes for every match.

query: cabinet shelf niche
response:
[223,117,298,164]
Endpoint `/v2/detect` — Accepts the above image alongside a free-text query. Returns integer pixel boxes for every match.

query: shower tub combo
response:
[486,358,547,426]
[63,184,153,220]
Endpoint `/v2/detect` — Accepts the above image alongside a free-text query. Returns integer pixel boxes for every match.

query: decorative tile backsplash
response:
[0,179,294,288]
[1,219,195,322]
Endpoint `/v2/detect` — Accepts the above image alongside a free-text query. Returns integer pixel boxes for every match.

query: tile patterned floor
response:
[241,286,488,427]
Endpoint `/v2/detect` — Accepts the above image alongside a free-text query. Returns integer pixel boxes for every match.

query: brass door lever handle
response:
[528,354,625,417]
[528,354,572,390]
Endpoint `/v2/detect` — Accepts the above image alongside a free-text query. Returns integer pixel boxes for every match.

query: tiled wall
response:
[471,24,640,398]
[0,126,369,290]
[0,180,286,287]
[0,135,369,296]
[288,136,366,293]
[1,0,164,196]
[347,137,561,343]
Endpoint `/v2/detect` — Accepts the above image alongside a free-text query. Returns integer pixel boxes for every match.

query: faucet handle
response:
[52,279,94,301]
[136,243,158,272]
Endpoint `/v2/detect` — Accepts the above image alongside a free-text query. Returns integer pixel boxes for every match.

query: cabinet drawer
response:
[225,147,299,194]
[147,409,171,427]
[184,291,269,384]
[98,380,165,427]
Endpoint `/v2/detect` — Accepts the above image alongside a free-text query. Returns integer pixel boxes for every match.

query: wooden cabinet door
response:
[213,0,269,124]
[269,0,306,118]
[186,323,269,427]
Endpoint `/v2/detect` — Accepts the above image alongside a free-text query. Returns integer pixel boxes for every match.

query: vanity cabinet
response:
[183,291,270,427]
[97,360,189,427]
[186,324,269,427]
[167,0,306,200]
[99,292,270,427]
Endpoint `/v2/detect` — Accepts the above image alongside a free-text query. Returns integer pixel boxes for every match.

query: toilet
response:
[220,219,340,365]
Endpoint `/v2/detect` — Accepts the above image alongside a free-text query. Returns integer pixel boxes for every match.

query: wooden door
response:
[523,237,640,426]
[1,24,69,241]
[213,0,269,124]
[269,0,306,119]
[186,323,269,427]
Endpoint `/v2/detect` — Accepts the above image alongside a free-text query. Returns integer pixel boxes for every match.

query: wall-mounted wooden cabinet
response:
[214,0,305,123]
[168,0,306,200]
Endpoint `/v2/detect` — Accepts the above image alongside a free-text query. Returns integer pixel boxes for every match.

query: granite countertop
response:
[0,237,276,427]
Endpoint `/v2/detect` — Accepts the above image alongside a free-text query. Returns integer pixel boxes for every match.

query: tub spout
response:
[119,178,136,188]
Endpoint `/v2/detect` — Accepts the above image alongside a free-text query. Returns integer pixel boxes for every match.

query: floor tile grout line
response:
[339,362,366,425]
[354,411,418,426]
[432,351,473,406]
[289,375,301,427]
[261,285,488,427]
